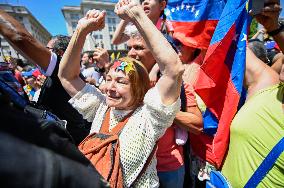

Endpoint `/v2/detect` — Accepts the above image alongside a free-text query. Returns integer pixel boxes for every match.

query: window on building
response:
[107,10,115,16]
[0,37,7,43]
[2,46,11,56]
[70,13,80,20]
[111,44,114,50]
[99,35,103,39]
[113,26,116,31]
[17,16,23,22]
[108,26,112,32]
[110,34,113,40]
[115,45,118,50]
[107,17,116,24]
[71,22,77,29]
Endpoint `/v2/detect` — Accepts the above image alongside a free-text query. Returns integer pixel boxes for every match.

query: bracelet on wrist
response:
[267,24,284,36]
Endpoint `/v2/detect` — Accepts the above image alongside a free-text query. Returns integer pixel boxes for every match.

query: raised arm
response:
[0,9,50,71]
[250,29,265,40]
[58,10,106,97]
[115,1,184,105]
[174,106,203,135]
[245,0,283,98]
[245,47,279,99]
[111,20,130,45]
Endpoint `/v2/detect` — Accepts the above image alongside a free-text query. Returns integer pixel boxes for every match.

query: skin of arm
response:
[148,63,159,85]
[111,19,130,45]
[174,105,203,135]
[245,48,279,99]
[58,10,106,97]
[115,1,184,105]
[245,0,283,98]
[0,10,50,71]
[250,29,265,40]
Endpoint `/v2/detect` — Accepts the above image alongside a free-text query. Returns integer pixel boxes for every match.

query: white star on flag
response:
[171,7,175,12]
[191,5,195,12]
[181,4,185,10]
[241,33,247,41]
[176,5,180,11]
[186,4,191,10]
[195,10,199,18]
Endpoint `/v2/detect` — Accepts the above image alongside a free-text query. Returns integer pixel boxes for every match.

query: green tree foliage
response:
[249,18,258,39]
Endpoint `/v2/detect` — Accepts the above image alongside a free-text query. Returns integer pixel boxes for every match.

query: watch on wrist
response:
[267,23,284,36]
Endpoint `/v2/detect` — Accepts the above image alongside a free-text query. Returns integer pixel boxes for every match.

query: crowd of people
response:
[0,0,283,187]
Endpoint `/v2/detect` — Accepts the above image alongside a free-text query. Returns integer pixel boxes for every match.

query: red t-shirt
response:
[156,83,197,172]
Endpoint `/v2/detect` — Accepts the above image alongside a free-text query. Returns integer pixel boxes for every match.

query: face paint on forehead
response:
[112,60,135,75]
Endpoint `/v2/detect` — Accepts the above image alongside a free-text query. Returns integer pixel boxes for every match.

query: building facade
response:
[62,0,128,52]
[0,4,52,61]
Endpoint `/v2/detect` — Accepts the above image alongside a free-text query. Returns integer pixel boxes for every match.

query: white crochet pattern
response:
[69,84,181,188]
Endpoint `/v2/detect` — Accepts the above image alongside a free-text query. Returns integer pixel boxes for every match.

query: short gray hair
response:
[124,23,141,38]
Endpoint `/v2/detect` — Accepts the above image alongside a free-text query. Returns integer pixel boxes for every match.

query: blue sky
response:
[0,0,283,36]
[0,0,81,35]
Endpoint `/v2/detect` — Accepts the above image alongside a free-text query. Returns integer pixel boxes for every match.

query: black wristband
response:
[267,24,284,36]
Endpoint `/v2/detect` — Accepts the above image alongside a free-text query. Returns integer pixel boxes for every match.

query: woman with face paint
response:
[58,2,184,187]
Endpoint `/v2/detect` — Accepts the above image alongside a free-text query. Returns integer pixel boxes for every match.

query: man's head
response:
[126,34,156,72]
[46,35,71,57]
[81,52,93,66]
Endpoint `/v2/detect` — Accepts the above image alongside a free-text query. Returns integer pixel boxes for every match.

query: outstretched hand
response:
[250,0,282,32]
[77,9,106,34]
[114,0,142,22]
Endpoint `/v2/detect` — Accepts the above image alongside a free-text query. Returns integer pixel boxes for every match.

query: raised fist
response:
[77,9,106,34]
[114,0,141,22]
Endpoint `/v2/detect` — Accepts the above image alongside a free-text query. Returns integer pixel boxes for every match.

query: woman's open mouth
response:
[107,95,121,100]
[143,6,150,13]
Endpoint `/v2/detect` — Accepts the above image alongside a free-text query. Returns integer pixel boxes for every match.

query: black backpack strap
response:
[180,82,187,112]
[180,82,192,188]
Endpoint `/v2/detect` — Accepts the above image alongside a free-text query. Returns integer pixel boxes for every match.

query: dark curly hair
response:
[50,35,71,56]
